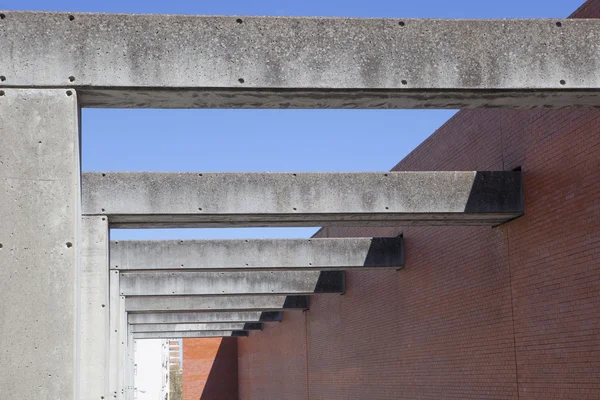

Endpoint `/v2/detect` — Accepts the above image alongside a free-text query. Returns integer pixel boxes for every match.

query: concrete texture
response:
[111,237,403,271]
[0,89,80,400]
[119,271,345,296]
[2,12,600,108]
[125,295,309,312]
[108,271,121,399]
[134,331,249,339]
[80,216,109,400]
[82,172,522,227]
[131,323,262,333]
[128,311,282,324]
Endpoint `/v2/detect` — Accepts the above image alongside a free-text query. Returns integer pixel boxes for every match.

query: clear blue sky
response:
[3,0,583,240]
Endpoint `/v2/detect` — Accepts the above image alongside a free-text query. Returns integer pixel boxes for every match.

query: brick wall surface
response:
[182,338,238,400]
[237,1,600,399]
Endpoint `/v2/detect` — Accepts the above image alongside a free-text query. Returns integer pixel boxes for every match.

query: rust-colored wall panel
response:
[183,338,238,400]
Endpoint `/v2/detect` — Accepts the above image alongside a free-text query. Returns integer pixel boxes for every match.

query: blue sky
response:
[3,0,583,240]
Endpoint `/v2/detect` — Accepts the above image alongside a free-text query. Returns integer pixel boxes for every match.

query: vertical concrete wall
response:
[80,216,110,400]
[182,338,239,400]
[237,2,600,399]
[0,89,80,399]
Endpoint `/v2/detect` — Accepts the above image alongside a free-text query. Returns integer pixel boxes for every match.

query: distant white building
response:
[134,339,170,400]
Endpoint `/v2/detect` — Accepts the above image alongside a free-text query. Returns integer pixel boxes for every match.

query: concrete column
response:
[0,89,80,399]
[80,216,110,400]
[109,271,121,399]
[119,295,127,400]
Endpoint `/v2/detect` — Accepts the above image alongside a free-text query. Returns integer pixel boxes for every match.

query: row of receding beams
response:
[85,170,522,340]
[2,10,596,400]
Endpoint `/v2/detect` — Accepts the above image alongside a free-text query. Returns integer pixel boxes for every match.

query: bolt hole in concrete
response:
[68,15,75,21]
[398,21,405,26]
[238,78,245,84]
[66,242,73,248]
[556,21,562,27]
[0,90,5,96]
[401,80,408,85]
[66,90,73,96]
[560,79,567,85]
[0,76,5,81]
[236,18,243,24]
[0,243,3,249]
[69,76,75,82]
[0,13,5,19]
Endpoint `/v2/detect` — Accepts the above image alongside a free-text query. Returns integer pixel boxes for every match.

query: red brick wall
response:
[183,338,238,400]
[237,2,600,399]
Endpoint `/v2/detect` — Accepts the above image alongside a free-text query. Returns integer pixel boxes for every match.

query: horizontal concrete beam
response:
[111,237,403,271]
[133,331,248,339]
[120,271,345,296]
[82,172,522,227]
[126,295,309,313]
[131,323,262,333]
[128,311,282,325]
[2,13,600,109]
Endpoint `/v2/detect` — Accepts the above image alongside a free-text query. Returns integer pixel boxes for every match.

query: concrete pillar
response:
[109,271,121,399]
[0,89,80,399]
[80,216,110,400]
[119,295,127,399]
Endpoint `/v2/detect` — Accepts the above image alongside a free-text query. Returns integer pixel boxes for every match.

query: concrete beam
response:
[1,13,600,109]
[133,331,249,339]
[0,89,80,400]
[82,172,522,227]
[131,323,262,333]
[80,217,110,400]
[126,295,309,313]
[120,271,345,296]
[111,237,403,271]
[128,311,282,325]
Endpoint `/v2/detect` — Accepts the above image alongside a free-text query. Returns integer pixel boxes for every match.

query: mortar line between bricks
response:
[506,227,521,400]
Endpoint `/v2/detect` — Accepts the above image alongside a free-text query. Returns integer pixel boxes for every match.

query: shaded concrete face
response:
[0,89,80,400]
[134,331,248,339]
[82,171,522,227]
[2,12,600,108]
[119,271,345,296]
[131,323,262,333]
[128,311,282,324]
[111,237,404,271]
[125,295,309,312]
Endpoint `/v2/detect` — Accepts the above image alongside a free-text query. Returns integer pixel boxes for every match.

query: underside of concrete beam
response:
[111,237,403,271]
[120,271,345,296]
[1,12,600,109]
[83,172,522,227]
[131,323,262,333]
[128,311,282,324]
[133,331,248,339]
[126,295,309,313]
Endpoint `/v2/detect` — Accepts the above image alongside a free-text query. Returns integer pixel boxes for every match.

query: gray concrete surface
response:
[119,271,345,296]
[133,331,249,339]
[0,89,80,400]
[131,323,262,333]
[80,217,110,400]
[125,295,309,312]
[83,171,522,227]
[1,12,600,108]
[110,237,403,271]
[128,311,282,324]
[109,272,122,399]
